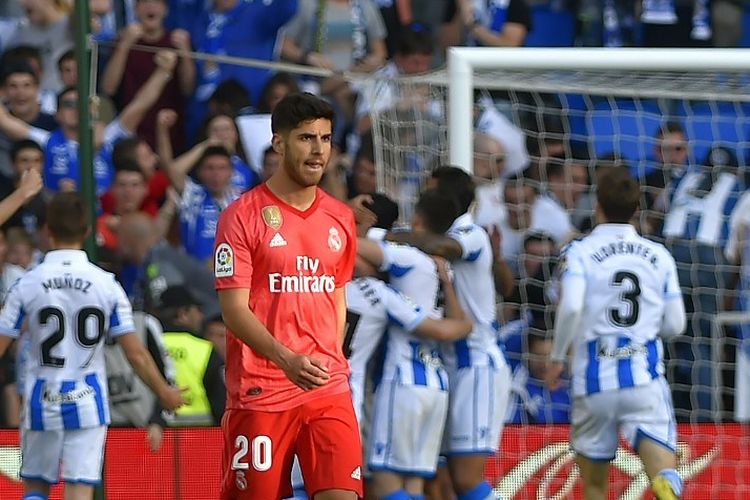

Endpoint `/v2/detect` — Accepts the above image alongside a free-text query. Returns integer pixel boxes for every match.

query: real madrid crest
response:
[328,227,342,252]
[262,206,283,230]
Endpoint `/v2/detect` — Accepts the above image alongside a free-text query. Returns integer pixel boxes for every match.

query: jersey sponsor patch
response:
[215,243,234,277]
[261,205,283,230]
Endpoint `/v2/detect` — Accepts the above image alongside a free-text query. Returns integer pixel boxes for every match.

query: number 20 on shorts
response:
[232,435,273,472]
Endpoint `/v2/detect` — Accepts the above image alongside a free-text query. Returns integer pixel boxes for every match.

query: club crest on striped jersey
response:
[262,205,283,230]
[328,227,342,252]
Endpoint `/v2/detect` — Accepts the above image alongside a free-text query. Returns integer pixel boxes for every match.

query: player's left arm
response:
[660,254,687,338]
[385,231,464,260]
[335,287,347,347]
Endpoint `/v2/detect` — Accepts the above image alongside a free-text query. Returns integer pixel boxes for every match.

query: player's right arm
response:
[218,288,331,390]
[659,252,687,338]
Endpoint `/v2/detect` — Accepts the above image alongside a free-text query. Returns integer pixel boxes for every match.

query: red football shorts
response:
[221,391,364,500]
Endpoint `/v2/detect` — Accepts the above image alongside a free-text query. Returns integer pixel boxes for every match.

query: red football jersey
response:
[214,184,357,411]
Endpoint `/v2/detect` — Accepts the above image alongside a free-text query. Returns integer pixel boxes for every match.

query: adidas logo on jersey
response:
[270,233,287,247]
[350,466,361,480]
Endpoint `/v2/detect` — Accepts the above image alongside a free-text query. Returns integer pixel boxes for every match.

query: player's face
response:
[276,118,332,188]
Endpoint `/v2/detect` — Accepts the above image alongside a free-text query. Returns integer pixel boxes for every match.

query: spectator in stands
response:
[641,0,712,47]
[355,22,435,135]
[1,45,57,114]
[643,121,689,237]
[260,145,281,182]
[712,0,744,47]
[105,311,174,452]
[0,63,57,177]
[256,72,301,115]
[499,172,573,272]
[0,50,178,196]
[5,227,35,269]
[101,0,195,152]
[206,78,253,118]
[0,229,25,306]
[662,144,744,421]
[199,113,258,189]
[117,211,220,318]
[5,0,73,93]
[726,187,750,421]
[97,162,150,251]
[100,136,169,216]
[502,315,571,424]
[189,0,297,138]
[203,314,227,361]
[451,0,532,47]
[473,131,509,230]
[545,156,589,229]
[158,285,226,426]
[162,143,240,262]
[0,140,47,237]
[55,48,117,123]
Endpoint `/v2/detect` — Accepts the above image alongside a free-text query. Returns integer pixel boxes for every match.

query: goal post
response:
[447,47,750,173]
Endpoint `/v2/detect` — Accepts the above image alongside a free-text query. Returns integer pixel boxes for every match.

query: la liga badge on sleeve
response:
[215,243,234,277]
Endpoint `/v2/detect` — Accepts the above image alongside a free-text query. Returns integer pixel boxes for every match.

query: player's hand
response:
[146,423,164,453]
[433,256,452,284]
[17,168,43,201]
[282,353,330,391]
[544,360,565,391]
[159,385,188,411]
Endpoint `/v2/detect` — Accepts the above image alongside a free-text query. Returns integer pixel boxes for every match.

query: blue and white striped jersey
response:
[442,213,505,371]
[0,249,135,430]
[561,224,682,397]
[345,276,427,421]
[378,242,448,389]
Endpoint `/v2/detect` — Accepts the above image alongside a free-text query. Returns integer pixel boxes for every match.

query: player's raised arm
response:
[385,230,464,260]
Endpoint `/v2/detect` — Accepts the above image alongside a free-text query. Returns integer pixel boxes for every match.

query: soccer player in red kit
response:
[214,93,362,500]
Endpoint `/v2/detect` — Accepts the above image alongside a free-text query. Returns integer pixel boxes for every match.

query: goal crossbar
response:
[447,47,750,172]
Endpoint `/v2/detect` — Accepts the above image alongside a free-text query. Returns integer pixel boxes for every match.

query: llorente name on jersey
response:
[590,241,659,269]
[268,256,335,293]
[42,274,93,293]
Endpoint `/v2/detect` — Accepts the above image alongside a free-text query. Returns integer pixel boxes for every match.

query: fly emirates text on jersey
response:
[268,256,335,293]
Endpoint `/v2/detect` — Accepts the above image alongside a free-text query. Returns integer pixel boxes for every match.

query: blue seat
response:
[524,5,575,47]
[675,101,749,166]
[586,99,663,176]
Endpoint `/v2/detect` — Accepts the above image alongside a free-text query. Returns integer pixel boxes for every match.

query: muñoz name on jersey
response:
[0,249,135,431]
[560,225,682,397]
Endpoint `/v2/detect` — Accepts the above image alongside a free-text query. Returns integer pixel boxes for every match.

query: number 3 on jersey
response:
[232,435,272,472]
[608,271,641,327]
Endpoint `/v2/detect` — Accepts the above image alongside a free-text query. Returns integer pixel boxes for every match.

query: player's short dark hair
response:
[415,189,460,234]
[46,192,90,243]
[271,93,335,135]
[56,86,78,110]
[10,139,43,163]
[111,137,142,170]
[397,24,433,56]
[430,166,475,214]
[197,145,232,168]
[596,167,639,224]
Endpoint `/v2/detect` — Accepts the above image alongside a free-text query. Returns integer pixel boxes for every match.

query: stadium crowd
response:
[0,0,749,482]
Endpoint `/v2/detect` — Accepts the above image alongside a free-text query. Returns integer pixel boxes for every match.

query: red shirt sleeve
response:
[335,211,357,288]
[214,200,254,290]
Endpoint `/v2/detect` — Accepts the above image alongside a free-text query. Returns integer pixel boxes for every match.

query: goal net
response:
[366,47,750,499]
